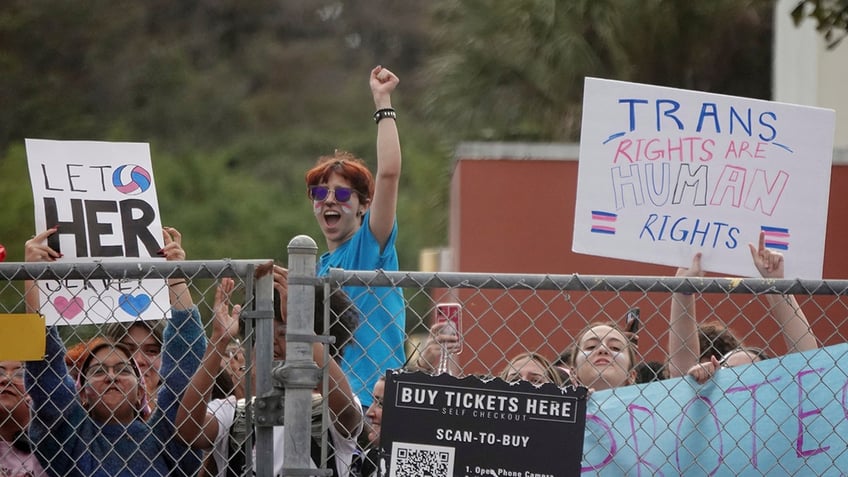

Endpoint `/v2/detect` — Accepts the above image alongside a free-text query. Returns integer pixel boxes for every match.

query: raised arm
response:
[155,226,206,461]
[748,232,818,353]
[176,278,241,449]
[667,253,703,378]
[162,227,192,310]
[23,228,83,462]
[368,65,402,248]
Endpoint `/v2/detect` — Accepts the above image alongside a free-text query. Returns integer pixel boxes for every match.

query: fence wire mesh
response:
[1,259,846,476]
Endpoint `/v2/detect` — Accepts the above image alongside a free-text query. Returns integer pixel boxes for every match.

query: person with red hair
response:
[304,66,405,410]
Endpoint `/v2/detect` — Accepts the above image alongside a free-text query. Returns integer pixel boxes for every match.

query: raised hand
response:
[370,65,399,108]
[748,231,784,279]
[676,252,704,279]
[25,227,61,262]
[686,355,722,385]
[212,278,241,346]
[417,321,462,372]
[160,227,186,261]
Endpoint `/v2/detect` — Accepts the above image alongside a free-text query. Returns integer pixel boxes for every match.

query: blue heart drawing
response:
[119,293,153,316]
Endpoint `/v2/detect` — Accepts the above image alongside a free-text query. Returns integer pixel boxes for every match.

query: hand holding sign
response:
[161,226,194,311]
[25,227,61,262]
[26,139,171,325]
[676,252,704,279]
[159,227,185,260]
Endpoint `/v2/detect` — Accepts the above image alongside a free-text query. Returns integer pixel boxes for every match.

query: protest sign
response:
[25,139,170,325]
[573,78,835,278]
[381,372,588,477]
[583,343,848,475]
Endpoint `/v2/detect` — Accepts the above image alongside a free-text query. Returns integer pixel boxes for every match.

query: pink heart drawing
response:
[53,296,84,320]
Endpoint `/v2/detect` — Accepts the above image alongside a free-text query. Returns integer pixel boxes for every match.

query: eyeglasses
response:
[308,185,354,203]
[85,363,137,380]
[0,368,25,383]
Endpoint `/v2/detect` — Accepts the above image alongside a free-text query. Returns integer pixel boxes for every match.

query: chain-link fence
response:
[0,259,277,477]
[317,266,848,475]
[1,242,847,476]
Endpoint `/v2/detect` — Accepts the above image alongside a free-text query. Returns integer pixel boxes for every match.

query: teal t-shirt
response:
[317,211,406,407]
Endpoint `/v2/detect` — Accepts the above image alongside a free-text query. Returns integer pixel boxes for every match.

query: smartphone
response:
[435,302,463,354]
[625,307,640,334]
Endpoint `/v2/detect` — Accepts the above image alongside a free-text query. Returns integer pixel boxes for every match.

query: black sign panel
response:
[380,372,588,477]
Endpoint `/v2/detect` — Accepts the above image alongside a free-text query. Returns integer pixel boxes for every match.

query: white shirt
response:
[208,395,362,477]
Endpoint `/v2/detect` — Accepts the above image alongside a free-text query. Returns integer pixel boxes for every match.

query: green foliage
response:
[423,0,774,142]
[792,0,848,48]
[0,0,447,270]
[1,0,804,275]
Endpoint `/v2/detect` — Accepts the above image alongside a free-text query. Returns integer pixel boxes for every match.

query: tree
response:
[422,0,774,142]
[0,0,446,273]
[792,0,848,48]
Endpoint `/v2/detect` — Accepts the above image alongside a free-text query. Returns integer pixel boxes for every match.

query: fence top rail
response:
[327,269,848,295]
[0,259,273,281]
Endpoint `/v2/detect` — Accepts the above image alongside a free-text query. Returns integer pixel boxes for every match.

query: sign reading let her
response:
[25,139,170,325]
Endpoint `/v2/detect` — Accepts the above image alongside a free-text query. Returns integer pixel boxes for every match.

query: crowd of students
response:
[2,64,822,476]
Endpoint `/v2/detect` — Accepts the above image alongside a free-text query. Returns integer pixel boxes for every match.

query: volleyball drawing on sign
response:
[112,164,152,195]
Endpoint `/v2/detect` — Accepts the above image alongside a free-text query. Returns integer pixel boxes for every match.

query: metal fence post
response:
[253,268,276,477]
[280,235,321,475]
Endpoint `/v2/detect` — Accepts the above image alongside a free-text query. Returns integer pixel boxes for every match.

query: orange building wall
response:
[447,143,847,376]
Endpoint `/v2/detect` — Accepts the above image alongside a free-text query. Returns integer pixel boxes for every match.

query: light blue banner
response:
[582,342,848,475]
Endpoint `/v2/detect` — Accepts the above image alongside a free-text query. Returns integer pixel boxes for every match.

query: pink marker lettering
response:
[727,376,782,469]
[627,404,663,477]
[582,413,617,472]
[796,368,829,457]
[675,396,722,475]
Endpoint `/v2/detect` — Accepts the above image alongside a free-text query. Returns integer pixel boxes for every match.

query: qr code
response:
[389,442,455,477]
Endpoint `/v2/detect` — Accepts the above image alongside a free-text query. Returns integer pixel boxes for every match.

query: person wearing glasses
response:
[23,226,205,477]
[304,65,405,411]
[0,361,46,476]
[103,318,166,417]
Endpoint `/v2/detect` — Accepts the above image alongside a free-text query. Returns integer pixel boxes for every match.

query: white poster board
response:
[573,78,835,278]
[26,139,170,325]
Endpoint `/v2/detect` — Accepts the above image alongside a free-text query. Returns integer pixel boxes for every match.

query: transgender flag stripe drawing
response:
[591,211,617,235]
[761,225,790,250]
